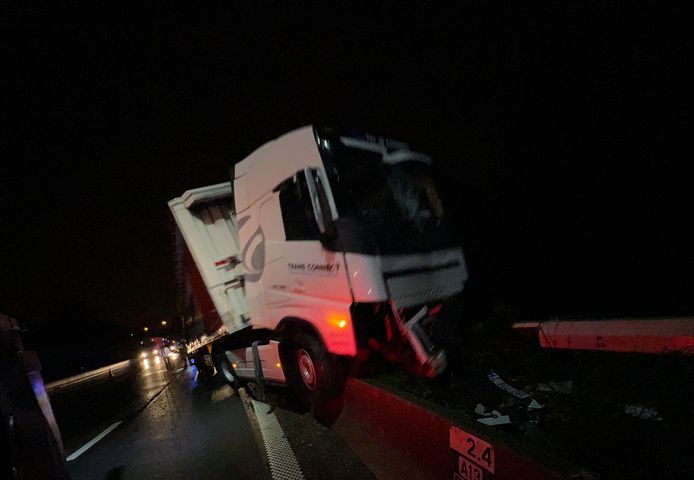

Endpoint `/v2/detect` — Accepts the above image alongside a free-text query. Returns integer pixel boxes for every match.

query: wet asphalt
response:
[49,358,183,455]
[49,360,376,480]
[54,362,266,480]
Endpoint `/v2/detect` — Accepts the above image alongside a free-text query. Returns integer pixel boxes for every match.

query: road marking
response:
[65,369,182,461]
[239,388,304,480]
[66,421,122,461]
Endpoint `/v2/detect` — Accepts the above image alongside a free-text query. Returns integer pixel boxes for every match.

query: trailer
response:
[168,126,468,406]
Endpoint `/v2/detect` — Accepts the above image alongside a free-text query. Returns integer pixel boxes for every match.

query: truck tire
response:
[288,332,346,407]
[216,354,241,389]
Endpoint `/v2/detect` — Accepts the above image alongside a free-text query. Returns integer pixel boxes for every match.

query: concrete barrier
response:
[46,360,132,393]
[333,379,562,480]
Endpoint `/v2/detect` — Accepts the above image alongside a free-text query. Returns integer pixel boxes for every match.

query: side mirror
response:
[305,168,339,243]
[320,215,338,243]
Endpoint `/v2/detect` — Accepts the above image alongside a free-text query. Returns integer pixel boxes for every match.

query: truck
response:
[168,126,468,406]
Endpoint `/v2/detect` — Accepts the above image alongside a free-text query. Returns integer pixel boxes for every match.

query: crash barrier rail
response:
[45,360,133,393]
[513,317,694,355]
[335,379,560,480]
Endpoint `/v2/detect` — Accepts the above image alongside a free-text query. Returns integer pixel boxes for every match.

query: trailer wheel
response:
[288,333,346,407]
[216,354,241,389]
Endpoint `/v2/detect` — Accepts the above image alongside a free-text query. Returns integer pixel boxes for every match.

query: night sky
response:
[2,4,693,372]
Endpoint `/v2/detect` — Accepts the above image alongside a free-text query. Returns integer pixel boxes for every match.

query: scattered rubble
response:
[474,403,489,416]
[623,404,662,421]
[535,380,573,394]
[569,468,600,480]
[477,410,511,426]
[488,371,532,399]
[549,380,573,394]
[377,321,693,479]
[473,403,511,425]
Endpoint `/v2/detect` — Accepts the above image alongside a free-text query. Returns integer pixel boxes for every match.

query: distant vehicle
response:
[168,126,468,407]
[138,345,161,369]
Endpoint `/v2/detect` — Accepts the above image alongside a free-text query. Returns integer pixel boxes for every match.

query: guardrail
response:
[45,360,133,393]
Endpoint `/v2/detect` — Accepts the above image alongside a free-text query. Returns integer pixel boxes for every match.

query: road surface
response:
[49,359,376,480]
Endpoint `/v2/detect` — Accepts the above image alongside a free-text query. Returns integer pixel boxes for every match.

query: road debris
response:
[549,380,573,394]
[569,468,600,480]
[474,403,490,416]
[624,404,662,421]
[477,410,511,426]
[488,371,532,399]
[537,380,573,394]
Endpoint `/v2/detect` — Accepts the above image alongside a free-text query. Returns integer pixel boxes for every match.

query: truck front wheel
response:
[216,353,241,389]
[287,333,346,407]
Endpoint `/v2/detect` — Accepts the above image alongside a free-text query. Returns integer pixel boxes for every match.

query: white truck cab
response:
[169,126,467,405]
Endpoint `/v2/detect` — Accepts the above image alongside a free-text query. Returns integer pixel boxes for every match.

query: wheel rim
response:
[217,356,236,383]
[220,360,235,384]
[297,349,317,390]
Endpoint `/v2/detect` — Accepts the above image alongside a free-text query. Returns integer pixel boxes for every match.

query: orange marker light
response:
[327,313,349,330]
[231,363,238,369]
[275,362,282,369]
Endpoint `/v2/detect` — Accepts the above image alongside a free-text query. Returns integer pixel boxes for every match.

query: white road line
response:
[66,421,122,461]
[239,389,305,480]
[251,399,305,480]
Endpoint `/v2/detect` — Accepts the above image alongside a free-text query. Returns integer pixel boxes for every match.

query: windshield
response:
[333,156,443,228]
[318,134,457,254]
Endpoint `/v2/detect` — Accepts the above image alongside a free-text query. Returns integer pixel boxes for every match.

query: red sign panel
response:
[450,426,495,476]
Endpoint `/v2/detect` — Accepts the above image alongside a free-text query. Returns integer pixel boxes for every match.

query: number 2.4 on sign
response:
[450,426,495,474]
[466,437,493,471]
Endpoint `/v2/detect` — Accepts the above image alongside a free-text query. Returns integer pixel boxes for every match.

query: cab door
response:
[261,169,352,320]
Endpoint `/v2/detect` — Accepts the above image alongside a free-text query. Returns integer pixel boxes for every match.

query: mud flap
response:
[203,354,215,368]
[251,340,266,401]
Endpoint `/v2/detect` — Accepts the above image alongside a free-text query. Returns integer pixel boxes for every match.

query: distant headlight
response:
[153,349,159,355]
[140,352,147,358]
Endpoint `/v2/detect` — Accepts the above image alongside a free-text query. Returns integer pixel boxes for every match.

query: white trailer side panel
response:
[168,183,250,334]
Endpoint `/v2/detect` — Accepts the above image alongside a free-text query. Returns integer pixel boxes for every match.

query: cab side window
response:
[277,171,320,240]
